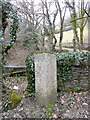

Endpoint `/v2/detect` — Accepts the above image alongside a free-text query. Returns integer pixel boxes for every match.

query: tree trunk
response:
[50,35,54,51]
[52,34,57,50]
[80,28,84,47]
[59,25,63,52]
[59,41,62,52]
[73,36,77,51]
[66,1,81,51]
[46,36,53,51]
[72,17,81,51]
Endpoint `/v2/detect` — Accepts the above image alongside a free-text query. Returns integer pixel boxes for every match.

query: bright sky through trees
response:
[10,0,89,27]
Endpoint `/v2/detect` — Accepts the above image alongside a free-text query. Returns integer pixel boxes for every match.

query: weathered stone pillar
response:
[34,53,57,106]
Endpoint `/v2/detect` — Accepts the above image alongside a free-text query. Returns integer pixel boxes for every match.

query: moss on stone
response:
[8,93,22,108]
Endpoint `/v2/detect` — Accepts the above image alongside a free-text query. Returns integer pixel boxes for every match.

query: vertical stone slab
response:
[34,53,57,106]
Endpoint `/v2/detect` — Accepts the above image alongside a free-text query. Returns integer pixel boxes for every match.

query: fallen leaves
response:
[2,76,89,118]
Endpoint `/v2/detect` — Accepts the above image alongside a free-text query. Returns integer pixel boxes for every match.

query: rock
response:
[82,103,88,106]
[13,113,22,118]
[13,86,19,90]
[52,113,57,118]
[18,107,24,112]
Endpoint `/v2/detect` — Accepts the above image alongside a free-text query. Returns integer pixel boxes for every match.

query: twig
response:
[2,70,26,77]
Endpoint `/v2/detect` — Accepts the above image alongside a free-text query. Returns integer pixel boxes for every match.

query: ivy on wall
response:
[25,53,35,93]
[0,0,19,54]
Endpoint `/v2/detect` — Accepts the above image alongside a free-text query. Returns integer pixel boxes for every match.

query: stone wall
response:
[57,65,89,92]
[26,52,90,93]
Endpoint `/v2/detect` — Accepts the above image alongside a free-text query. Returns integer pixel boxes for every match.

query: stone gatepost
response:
[34,53,57,106]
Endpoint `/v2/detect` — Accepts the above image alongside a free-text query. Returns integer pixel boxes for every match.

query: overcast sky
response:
[11,0,89,27]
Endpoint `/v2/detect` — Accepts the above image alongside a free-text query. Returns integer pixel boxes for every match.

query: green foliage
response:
[45,104,54,118]
[0,31,4,48]
[55,51,89,91]
[55,52,75,91]
[1,0,19,53]
[45,104,54,110]
[10,72,26,77]
[63,86,85,93]
[25,53,35,93]
[3,90,22,111]
[62,49,69,52]
[7,93,22,108]
[40,104,54,118]
[25,52,90,93]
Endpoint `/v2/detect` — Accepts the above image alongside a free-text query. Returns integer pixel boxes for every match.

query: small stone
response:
[2,112,9,117]
[85,115,88,118]
[13,113,22,118]
[18,107,24,112]
[0,106,2,110]
[57,108,60,112]
[52,113,57,118]
[54,103,58,107]
[13,86,19,90]
[82,103,88,106]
